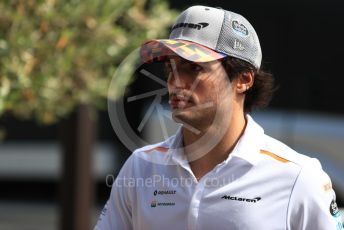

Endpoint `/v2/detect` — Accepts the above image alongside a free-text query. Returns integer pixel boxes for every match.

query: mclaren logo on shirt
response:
[221,195,261,203]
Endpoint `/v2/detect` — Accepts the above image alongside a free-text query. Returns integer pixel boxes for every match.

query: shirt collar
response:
[229,114,264,166]
[167,114,264,166]
[168,126,188,165]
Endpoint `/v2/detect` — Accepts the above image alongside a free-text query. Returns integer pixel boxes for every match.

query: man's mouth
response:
[169,94,192,109]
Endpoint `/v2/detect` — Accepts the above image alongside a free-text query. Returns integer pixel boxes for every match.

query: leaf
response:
[0,0,178,123]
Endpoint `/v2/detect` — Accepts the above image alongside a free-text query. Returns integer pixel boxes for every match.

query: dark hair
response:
[221,57,276,113]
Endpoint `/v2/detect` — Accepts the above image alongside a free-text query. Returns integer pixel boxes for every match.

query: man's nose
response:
[167,70,189,89]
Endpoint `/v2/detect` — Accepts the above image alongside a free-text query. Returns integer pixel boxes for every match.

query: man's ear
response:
[235,71,254,94]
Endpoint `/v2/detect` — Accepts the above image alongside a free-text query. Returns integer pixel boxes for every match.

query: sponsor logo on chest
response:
[221,195,261,203]
[154,189,176,196]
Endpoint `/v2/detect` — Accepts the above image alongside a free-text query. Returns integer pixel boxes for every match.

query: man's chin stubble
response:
[172,110,214,133]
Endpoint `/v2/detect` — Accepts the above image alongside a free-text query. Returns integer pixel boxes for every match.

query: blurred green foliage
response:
[0,0,177,124]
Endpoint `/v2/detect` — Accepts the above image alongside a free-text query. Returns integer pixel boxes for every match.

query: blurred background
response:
[0,0,343,229]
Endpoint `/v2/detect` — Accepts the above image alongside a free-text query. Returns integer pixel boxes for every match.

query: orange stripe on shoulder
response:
[144,147,169,154]
[260,150,290,163]
[323,182,332,192]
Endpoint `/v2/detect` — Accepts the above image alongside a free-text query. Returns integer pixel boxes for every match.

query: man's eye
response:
[191,64,203,72]
[164,67,171,73]
[165,62,173,70]
[164,65,172,78]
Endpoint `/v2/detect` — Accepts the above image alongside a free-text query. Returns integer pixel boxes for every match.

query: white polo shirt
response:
[95,115,343,230]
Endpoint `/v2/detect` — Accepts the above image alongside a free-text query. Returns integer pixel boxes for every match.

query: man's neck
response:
[182,113,247,181]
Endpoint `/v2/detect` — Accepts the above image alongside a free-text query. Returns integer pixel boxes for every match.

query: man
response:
[96,5,342,230]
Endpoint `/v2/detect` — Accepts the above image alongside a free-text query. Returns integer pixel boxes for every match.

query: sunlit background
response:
[0,0,343,229]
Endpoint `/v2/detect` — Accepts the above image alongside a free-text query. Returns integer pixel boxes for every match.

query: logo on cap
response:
[232,20,249,37]
[233,39,245,51]
[171,22,209,31]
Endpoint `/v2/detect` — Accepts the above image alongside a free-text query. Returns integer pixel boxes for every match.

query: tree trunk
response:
[59,104,96,230]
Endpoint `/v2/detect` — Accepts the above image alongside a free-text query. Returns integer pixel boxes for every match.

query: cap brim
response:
[140,39,226,63]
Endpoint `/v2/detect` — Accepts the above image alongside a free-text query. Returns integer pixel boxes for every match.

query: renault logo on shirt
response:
[153,190,176,196]
[221,195,261,203]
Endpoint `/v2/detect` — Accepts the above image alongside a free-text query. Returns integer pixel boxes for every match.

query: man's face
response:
[166,56,234,131]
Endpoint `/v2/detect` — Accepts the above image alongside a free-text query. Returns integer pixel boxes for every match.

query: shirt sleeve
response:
[94,155,134,230]
[287,158,343,230]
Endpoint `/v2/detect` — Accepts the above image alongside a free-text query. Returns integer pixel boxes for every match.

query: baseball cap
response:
[140,5,262,69]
